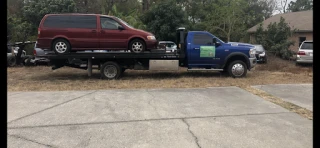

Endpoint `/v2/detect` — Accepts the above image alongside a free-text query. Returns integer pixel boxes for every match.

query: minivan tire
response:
[228,60,247,78]
[100,61,121,80]
[129,39,145,53]
[52,39,71,55]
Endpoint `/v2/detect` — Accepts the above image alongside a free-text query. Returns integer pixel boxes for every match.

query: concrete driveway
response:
[7,86,312,148]
[252,84,313,111]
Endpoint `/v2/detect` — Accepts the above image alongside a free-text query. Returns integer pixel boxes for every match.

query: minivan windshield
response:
[301,42,313,50]
[115,17,134,29]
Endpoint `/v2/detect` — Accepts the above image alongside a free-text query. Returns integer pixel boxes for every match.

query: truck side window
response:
[193,34,213,45]
[100,17,123,30]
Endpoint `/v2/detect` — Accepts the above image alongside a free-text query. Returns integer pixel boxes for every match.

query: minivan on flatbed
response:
[36,13,158,54]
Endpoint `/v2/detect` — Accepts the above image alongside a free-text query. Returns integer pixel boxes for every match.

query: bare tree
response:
[279,0,288,13]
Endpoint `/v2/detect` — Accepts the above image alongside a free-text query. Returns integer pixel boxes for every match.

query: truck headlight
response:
[249,48,256,58]
[147,36,156,40]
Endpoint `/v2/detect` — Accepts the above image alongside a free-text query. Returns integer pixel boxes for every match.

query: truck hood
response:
[227,42,255,48]
[133,29,154,36]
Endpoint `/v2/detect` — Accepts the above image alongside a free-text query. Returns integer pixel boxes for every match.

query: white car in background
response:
[296,40,313,64]
[158,41,177,52]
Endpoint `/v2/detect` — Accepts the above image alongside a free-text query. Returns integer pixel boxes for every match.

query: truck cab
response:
[177,28,257,77]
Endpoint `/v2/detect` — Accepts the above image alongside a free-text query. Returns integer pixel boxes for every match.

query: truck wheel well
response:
[51,38,71,49]
[224,55,248,70]
[128,37,146,49]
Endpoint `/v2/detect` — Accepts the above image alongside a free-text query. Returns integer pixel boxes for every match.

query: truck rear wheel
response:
[227,60,247,78]
[100,61,121,80]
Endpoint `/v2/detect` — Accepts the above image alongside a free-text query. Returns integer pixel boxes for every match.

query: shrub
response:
[255,17,295,60]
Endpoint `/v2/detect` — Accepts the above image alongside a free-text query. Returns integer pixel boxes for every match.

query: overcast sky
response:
[273,0,295,15]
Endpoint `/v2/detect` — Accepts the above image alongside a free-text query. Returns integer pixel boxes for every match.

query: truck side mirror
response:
[213,38,220,46]
[213,38,217,44]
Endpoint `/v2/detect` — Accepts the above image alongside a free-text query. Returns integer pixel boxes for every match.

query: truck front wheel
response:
[227,60,247,78]
[100,61,121,80]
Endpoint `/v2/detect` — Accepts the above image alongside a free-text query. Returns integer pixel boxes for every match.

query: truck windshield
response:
[115,17,134,29]
[212,35,225,43]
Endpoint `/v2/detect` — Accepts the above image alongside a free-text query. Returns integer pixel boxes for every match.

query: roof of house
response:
[247,10,313,33]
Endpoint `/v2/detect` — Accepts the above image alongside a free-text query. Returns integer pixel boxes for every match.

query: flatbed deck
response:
[38,50,185,60]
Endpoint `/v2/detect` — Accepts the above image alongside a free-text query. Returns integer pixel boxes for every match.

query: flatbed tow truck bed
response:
[37,49,187,79]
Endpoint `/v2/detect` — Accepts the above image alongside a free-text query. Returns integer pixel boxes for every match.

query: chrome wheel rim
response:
[104,65,117,79]
[132,42,143,53]
[231,63,245,76]
[55,42,67,53]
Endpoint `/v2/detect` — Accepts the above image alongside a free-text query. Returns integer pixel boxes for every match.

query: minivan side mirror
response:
[118,26,125,30]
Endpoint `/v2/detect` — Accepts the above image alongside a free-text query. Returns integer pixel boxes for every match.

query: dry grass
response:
[7,55,313,119]
[243,86,313,120]
[7,55,312,92]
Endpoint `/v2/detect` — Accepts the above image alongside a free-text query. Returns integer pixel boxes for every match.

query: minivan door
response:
[99,17,129,50]
[67,15,99,50]
[188,33,220,68]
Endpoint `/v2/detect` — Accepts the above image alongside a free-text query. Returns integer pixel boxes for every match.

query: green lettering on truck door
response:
[200,46,215,57]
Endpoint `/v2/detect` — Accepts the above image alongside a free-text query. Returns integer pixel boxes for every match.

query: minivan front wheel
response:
[52,39,70,54]
[129,39,145,53]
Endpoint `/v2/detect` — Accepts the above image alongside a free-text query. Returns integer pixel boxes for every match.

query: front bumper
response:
[146,40,158,49]
[249,57,257,69]
[296,59,313,64]
[255,53,267,62]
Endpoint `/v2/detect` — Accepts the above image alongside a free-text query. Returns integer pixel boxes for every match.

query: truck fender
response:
[222,52,250,69]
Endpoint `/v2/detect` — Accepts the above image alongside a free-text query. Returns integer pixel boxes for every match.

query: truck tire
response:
[129,39,145,53]
[24,57,34,66]
[52,39,71,55]
[121,68,126,73]
[100,61,121,80]
[7,56,16,67]
[227,60,247,78]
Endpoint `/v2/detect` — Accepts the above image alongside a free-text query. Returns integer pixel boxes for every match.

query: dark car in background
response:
[254,44,267,63]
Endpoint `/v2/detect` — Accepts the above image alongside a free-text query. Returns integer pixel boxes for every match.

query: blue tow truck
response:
[38,27,257,79]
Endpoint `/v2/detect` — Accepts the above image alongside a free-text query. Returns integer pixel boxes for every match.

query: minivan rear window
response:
[301,42,313,50]
[43,15,97,29]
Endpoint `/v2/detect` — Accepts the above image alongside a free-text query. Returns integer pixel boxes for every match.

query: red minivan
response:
[36,13,158,54]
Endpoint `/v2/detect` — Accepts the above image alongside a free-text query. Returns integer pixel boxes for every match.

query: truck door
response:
[188,33,220,68]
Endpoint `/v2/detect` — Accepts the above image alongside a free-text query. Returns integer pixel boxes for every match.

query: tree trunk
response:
[142,0,149,12]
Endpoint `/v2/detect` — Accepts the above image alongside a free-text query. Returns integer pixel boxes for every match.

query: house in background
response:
[247,10,313,52]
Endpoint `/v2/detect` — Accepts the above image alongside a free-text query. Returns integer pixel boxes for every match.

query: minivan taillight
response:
[297,51,305,55]
[33,49,37,56]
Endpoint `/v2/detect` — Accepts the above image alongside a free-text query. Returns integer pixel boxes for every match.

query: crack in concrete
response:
[181,119,201,148]
[8,134,57,148]
[7,112,292,129]
[146,90,161,117]
[8,90,98,124]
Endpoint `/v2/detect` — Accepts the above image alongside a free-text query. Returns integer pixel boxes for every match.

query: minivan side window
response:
[193,34,213,45]
[43,15,97,29]
[100,17,123,30]
[71,15,97,29]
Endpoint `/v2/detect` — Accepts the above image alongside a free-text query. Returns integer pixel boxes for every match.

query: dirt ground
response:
[7,55,312,92]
